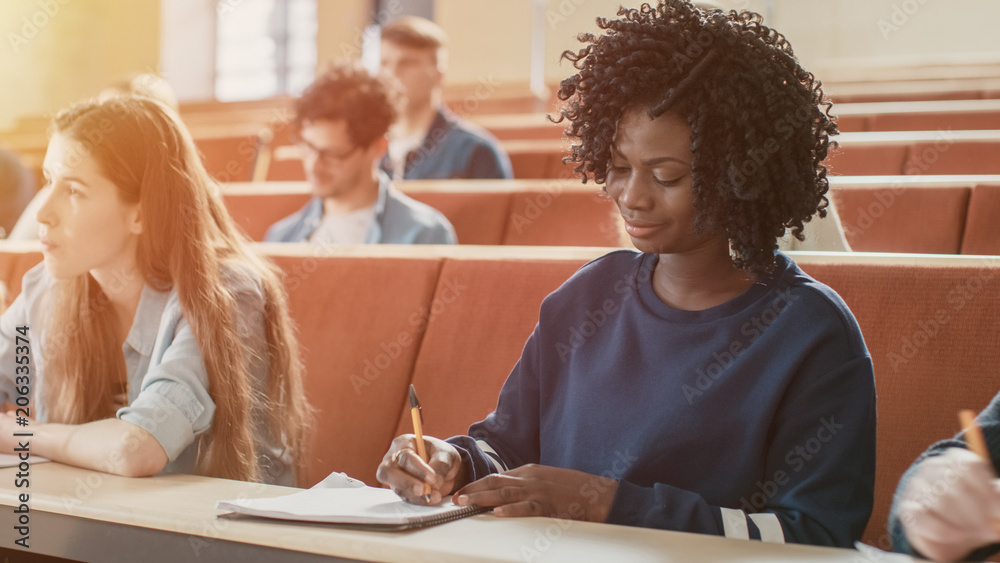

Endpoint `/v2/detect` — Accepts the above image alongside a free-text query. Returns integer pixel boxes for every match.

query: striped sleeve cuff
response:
[720,507,785,543]
[475,439,508,472]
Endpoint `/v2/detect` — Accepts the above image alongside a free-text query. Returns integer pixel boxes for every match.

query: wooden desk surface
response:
[0,463,913,562]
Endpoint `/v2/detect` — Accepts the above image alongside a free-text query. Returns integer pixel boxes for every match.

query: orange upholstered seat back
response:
[502,189,621,247]
[904,140,1000,175]
[267,247,444,486]
[407,191,512,245]
[961,183,1000,255]
[832,186,971,253]
[194,136,258,183]
[870,111,1000,132]
[395,255,590,441]
[825,144,910,176]
[799,258,1000,550]
[222,191,312,241]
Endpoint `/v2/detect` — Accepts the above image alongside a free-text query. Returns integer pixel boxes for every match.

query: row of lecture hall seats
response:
[499,131,1000,180]
[247,129,1000,183]
[6,97,1000,153]
[5,51,994,140]
[814,54,1000,101]
[1,242,998,552]
[470,99,1000,139]
[219,177,1000,255]
[5,96,1000,185]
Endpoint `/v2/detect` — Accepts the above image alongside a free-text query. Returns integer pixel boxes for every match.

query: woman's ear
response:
[129,203,143,236]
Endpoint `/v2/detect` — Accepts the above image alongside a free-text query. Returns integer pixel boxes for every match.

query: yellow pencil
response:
[409,384,432,503]
[960,410,989,459]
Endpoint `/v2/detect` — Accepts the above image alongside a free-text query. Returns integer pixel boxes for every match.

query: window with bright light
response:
[215,0,317,101]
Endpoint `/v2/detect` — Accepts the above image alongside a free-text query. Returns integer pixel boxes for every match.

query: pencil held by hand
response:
[409,384,431,503]
[960,410,991,461]
[376,385,465,505]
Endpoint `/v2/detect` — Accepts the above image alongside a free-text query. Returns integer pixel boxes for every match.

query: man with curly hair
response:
[265,63,456,244]
[377,1,875,548]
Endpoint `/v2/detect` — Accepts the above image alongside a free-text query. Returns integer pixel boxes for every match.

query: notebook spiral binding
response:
[393,504,492,530]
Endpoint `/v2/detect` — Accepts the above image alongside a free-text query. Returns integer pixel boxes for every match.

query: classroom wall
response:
[429,0,1000,86]
[768,0,1000,67]
[435,1,534,86]
[315,0,373,69]
[161,0,215,102]
[3,0,1000,129]
[0,0,160,129]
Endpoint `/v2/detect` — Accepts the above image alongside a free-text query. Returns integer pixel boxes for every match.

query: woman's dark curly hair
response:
[555,0,838,278]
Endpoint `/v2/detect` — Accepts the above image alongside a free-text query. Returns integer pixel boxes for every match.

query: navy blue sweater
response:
[889,391,1000,560]
[450,250,876,547]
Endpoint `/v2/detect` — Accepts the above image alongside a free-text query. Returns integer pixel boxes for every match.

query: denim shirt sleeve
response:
[116,303,216,462]
[115,266,276,473]
[0,292,31,406]
[0,264,50,410]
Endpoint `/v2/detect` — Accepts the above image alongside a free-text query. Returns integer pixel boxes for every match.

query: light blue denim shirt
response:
[264,172,457,244]
[0,263,294,485]
[378,107,513,181]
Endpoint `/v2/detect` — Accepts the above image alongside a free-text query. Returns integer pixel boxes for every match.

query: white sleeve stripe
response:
[748,513,785,544]
[475,440,507,472]
[720,507,749,540]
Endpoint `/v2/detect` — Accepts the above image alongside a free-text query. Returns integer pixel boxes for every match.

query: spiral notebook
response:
[216,486,489,531]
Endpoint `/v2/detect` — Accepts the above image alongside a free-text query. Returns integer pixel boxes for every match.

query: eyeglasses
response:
[296,138,361,167]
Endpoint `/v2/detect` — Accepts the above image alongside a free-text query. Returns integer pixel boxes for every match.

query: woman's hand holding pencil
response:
[897,411,1000,562]
[377,385,468,505]
[376,434,464,505]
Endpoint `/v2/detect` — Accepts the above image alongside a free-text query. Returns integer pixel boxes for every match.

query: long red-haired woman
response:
[0,97,310,484]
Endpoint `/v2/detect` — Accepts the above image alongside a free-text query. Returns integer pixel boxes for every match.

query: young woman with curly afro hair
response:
[378,1,875,548]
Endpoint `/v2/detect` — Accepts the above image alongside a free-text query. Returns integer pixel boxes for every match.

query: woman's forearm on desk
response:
[33,418,169,477]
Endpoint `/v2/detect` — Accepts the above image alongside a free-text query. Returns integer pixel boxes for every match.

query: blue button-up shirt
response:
[379,108,513,180]
[0,263,294,485]
[264,173,457,244]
